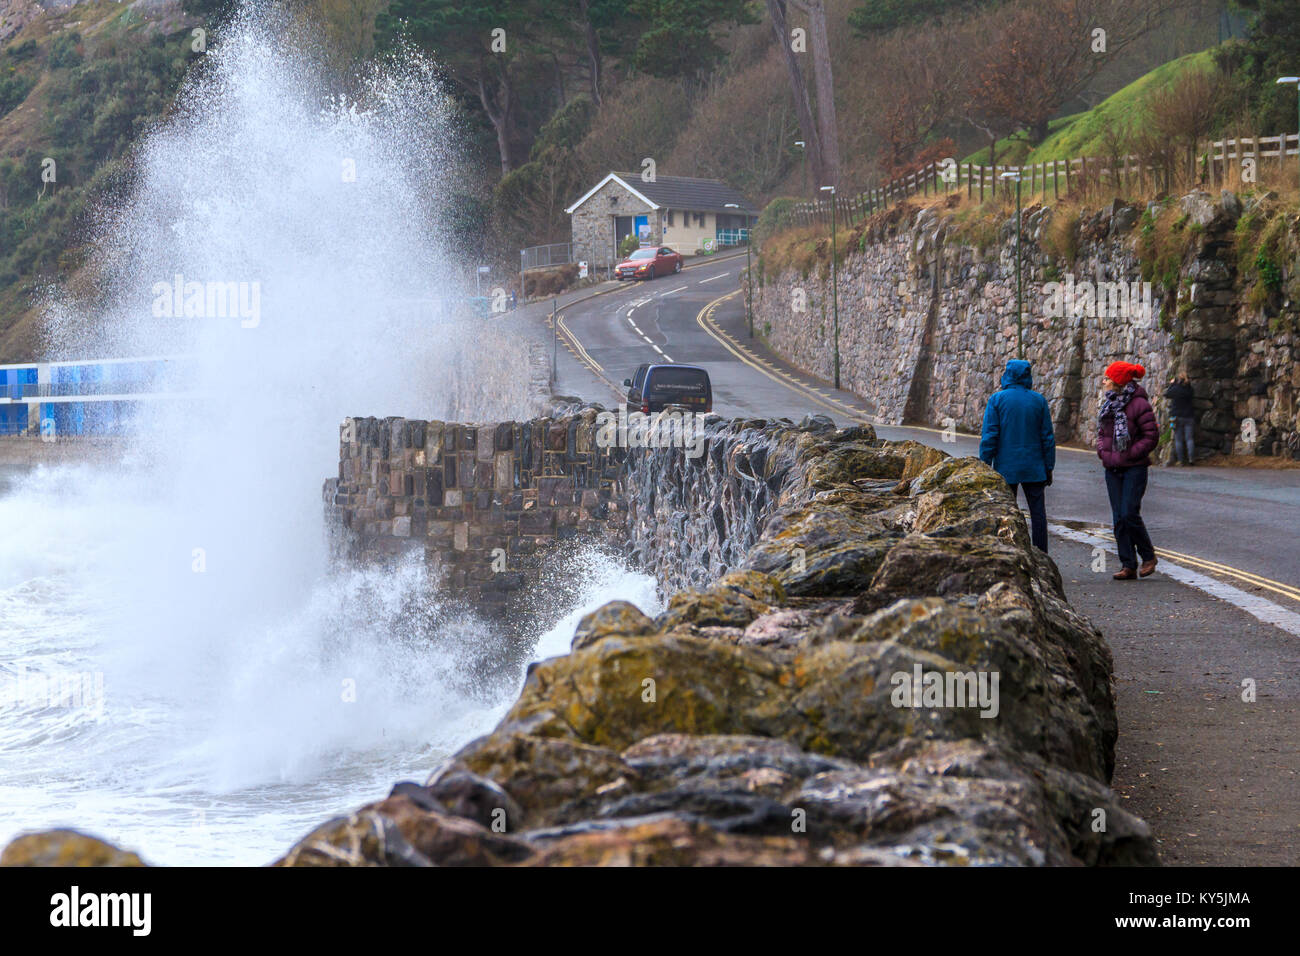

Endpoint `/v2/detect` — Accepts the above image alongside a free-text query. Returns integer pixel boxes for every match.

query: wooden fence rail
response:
[786,133,1300,230]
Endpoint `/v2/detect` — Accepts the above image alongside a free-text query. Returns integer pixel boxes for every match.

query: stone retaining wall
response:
[751,192,1300,457]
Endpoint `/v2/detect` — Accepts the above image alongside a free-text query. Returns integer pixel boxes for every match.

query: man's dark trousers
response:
[1104,464,1155,569]
[1009,481,1048,553]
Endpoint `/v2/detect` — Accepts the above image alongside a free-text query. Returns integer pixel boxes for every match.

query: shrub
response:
[757,197,799,237]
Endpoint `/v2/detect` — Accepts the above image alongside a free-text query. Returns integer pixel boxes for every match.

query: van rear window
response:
[646,367,709,396]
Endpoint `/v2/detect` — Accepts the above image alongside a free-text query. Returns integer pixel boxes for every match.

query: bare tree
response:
[866,28,965,175]
[972,0,1190,146]
[1148,66,1228,184]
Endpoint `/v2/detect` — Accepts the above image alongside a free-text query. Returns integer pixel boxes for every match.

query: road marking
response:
[556,314,604,374]
[660,286,688,296]
[694,291,879,424]
[699,273,731,284]
[1082,529,1300,604]
[1051,524,1300,637]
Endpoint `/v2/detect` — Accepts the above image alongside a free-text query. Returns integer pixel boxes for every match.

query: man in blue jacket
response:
[979,358,1056,553]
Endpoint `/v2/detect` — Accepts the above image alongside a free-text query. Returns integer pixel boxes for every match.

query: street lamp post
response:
[1278,77,1300,186]
[795,141,807,195]
[1001,170,1024,360]
[820,185,840,389]
[726,202,754,338]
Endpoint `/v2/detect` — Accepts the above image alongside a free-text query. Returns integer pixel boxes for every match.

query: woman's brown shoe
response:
[1113,568,1137,580]
[1139,557,1158,577]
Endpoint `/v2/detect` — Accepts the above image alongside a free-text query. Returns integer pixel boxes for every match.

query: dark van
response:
[623,364,712,414]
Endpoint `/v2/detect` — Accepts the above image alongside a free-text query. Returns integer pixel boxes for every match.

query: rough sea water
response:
[0,9,660,865]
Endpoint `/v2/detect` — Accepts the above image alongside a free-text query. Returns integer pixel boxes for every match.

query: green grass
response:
[960,49,1219,166]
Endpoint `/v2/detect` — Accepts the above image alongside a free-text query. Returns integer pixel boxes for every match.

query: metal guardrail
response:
[715,229,751,248]
[520,242,579,272]
[3,381,162,399]
[0,429,126,442]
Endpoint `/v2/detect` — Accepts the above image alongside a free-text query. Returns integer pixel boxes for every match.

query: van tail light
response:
[641,403,650,414]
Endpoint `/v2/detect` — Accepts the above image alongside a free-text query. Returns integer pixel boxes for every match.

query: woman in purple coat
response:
[1097,361,1159,580]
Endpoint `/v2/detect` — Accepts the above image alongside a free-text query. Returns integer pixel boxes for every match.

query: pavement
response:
[513,250,1300,865]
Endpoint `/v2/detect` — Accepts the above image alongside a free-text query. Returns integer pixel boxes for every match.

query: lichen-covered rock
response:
[504,633,791,752]
[571,600,658,651]
[274,810,434,867]
[1,830,146,867]
[518,817,827,866]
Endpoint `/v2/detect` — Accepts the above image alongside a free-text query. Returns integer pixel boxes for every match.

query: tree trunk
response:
[800,0,840,187]
[766,0,826,188]
[552,52,566,107]
[579,0,602,107]
[1032,115,1051,146]
[479,64,515,175]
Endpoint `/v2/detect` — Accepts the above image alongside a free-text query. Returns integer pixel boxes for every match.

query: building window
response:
[667,209,674,227]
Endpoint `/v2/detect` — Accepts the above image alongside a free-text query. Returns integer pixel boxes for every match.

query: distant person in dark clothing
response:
[1163,373,1195,465]
[980,359,1056,553]
[1097,361,1159,580]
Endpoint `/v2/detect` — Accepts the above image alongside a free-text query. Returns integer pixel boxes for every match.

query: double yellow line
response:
[1092,531,1300,604]
[694,291,878,425]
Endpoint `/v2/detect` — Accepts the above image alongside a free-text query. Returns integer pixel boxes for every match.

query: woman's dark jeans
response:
[1104,464,1155,569]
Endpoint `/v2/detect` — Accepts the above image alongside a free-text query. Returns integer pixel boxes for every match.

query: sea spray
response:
[0,7,656,864]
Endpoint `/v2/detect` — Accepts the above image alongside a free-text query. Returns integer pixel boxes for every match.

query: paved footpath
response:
[1052,535,1300,865]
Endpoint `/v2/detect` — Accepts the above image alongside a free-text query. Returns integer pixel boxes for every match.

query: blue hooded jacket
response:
[979,359,1056,485]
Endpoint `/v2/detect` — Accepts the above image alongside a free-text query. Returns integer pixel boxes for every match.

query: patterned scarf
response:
[1099,382,1138,452]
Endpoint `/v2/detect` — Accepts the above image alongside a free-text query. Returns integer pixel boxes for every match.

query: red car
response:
[615,246,683,281]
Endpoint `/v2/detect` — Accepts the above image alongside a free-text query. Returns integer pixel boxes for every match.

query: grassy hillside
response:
[961,50,1219,166]
[0,0,199,361]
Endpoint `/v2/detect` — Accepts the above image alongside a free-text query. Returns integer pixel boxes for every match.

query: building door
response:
[614,216,635,256]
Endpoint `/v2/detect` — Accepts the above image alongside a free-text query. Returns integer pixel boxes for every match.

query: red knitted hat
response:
[1105,361,1145,386]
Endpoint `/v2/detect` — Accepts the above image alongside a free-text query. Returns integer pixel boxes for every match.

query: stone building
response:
[565,172,757,267]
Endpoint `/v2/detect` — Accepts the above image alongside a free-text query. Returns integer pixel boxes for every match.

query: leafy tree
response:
[378,0,559,173]
[631,0,757,78]
[1216,1,1300,132]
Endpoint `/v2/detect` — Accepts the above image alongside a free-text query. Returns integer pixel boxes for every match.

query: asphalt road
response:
[545,254,1300,611]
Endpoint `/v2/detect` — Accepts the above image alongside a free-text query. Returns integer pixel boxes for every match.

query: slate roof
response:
[565,172,758,215]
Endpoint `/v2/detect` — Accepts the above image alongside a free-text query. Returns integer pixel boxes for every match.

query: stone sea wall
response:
[751,192,1300,457]
[323,409,624,616]
[278,415,1154,867]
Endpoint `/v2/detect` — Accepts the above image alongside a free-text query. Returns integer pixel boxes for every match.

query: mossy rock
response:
[655,571,784,630]
[450,732,634,824]
[572,600,658,651]
[1,829,146,867]
[503,633,791,753]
